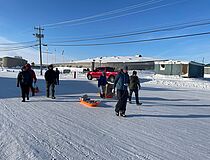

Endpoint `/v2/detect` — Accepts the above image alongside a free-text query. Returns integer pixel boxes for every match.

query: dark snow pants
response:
[129,88,139,104]
[56,77,59,85]
[115,89,128,114]
[21,84,29,101]
[46,82,55,97]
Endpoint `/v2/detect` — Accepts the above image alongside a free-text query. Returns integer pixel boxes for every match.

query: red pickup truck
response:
[87,67,119,82]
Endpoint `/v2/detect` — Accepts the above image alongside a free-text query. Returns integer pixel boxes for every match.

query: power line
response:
[0,40,37,46]
[46,31,210,47]
[42,0,163,28]
[45,18,210,40]
[46,20,210,43]
[43,0,187,29]
[51,0,186,29]
[0,45,37,52]
[0,44,38,50]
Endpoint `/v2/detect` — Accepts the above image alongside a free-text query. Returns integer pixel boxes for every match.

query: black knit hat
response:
[48,64,53,69]
[133,70,137,75]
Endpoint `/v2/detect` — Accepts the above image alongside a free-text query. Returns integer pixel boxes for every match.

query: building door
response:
[182,64,188,76]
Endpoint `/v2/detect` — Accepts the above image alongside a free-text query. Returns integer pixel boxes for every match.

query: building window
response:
[160,64,165,70]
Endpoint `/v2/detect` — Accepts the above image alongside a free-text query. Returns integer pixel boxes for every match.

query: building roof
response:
[155,60,204,66]
[74,55,162,63]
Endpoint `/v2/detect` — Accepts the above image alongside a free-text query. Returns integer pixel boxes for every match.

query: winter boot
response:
[120,112,126,117]
[136,102,142,105]
[115,112,119,116]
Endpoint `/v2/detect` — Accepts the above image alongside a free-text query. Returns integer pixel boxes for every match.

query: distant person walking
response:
[129,71,142,105]
[45,64,57,99]
[17,66,32,102]
[113,65,130,117]
[55,68,60,85]
[25,63,37,96]
[98,71,107,98]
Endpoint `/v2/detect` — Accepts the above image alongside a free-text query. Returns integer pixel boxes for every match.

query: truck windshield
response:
[97,67,105,72]
[106,67,114,72]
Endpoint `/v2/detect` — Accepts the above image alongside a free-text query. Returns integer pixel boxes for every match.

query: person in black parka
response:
[17,66,32,102]
[113,65,130,117]
[129,70,141,105]
[55,68,60,85]
[44,64,57,99]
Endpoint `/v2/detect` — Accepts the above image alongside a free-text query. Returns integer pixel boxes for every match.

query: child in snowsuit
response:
[17,66,32,102]
[98,71,107,98]
[129,70,141,105]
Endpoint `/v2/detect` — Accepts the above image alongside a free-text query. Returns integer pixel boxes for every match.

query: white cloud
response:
[0,36,40,64]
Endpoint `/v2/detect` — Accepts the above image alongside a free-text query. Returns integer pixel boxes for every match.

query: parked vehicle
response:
[87,67,118,82]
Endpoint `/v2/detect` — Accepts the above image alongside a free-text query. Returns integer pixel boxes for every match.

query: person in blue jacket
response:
[113,65,130,117]
[98,71,107,98]
[17,66,32,102]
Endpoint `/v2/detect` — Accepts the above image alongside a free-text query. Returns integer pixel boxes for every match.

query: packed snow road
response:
[0,75,210,160]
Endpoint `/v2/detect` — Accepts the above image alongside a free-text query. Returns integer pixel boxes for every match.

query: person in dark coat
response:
[98,71,107,98]
[55,68,60,85]
[25,63,37,96]
[17,66,32,102]
[113,65,130,117]
[129,70,141,105]
[44,64,57,99]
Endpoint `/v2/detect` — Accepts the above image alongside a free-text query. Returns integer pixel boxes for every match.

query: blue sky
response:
[0,0,210,64]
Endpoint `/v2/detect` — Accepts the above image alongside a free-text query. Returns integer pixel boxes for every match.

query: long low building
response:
[55,55,163,71]
[0,56,27,68]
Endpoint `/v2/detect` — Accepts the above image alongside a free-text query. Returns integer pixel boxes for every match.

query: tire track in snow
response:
[3,98,106,160]
[1,101,69,160]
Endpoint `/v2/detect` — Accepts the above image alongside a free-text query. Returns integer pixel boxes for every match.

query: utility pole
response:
[34,26,44,75]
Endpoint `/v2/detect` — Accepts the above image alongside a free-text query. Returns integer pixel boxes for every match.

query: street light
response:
[61,50,64,63]
[42,44,49,65]
[99,57,102,67]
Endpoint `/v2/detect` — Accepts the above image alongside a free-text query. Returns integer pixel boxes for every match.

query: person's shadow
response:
[126,114,210,119]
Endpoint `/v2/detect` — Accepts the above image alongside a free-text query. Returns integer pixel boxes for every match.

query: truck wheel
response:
[109,76,115,83]
[87,74,93,80]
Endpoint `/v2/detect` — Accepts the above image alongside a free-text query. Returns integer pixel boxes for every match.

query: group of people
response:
[17,64,139,117]
[17,63,37,102]
[17,64,60,102]
[98,65,141,117]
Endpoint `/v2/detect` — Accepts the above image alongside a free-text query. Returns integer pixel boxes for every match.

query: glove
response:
[112,89,115,94]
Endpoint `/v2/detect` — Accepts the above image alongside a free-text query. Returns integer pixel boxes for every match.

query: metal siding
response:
[189,63,204,78]
[154,64,172,75]
[171,64,182,75]
[204,67,210,74]
[155,63,182,75]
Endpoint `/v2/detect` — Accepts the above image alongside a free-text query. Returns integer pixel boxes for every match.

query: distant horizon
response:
[1,54,209,66]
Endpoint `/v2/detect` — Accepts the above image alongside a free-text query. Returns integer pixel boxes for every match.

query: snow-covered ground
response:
[0,70,210,160]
